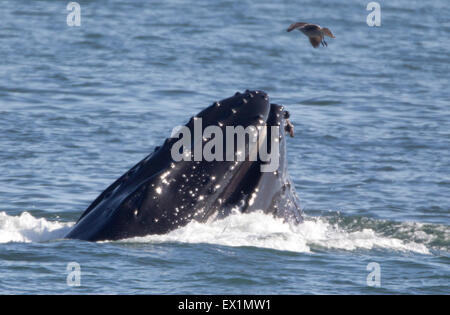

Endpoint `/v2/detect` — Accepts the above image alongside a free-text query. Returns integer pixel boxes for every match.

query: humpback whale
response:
[66,90,302,241]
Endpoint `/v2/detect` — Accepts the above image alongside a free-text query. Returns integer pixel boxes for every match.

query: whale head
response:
[66,90,302,241]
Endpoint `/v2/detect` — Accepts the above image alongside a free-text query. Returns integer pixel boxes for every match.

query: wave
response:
[122,210,447,255]
[0,210,447,255]
[0,212,72,243]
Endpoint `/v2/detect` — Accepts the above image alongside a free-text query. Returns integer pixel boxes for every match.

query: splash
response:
[0,211,73,243]
[0,210,446,255]
[123,210,439,255]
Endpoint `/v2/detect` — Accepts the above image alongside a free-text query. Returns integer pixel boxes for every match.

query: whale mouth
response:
[66,90,302,242]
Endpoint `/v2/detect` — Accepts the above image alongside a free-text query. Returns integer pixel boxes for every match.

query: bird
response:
[287,22,335,48]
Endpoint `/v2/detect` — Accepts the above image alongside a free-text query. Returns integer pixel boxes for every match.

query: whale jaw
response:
[66,90,302,241]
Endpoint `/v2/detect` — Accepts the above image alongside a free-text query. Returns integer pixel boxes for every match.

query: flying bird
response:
[287,22,335,48]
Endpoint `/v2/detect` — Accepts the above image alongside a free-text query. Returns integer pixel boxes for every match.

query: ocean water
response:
[0,0,448,294]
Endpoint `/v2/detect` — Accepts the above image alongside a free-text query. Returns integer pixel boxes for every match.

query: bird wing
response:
[286,22,309,32]
[309,36,321,48]
[321,27,335,38]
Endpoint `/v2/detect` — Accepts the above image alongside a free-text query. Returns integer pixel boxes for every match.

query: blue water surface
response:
[0,0,448,294]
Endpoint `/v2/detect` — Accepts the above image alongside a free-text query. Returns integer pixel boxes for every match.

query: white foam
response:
[0,210,437,254]
[0,211,73,243]
[123,210,432,255]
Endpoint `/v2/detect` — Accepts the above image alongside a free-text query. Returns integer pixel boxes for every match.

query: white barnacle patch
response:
[160,171,171,185]
[133,209,139,216]
[160,171,170,179]
[155,187,162,194]
[249,192,258,206]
